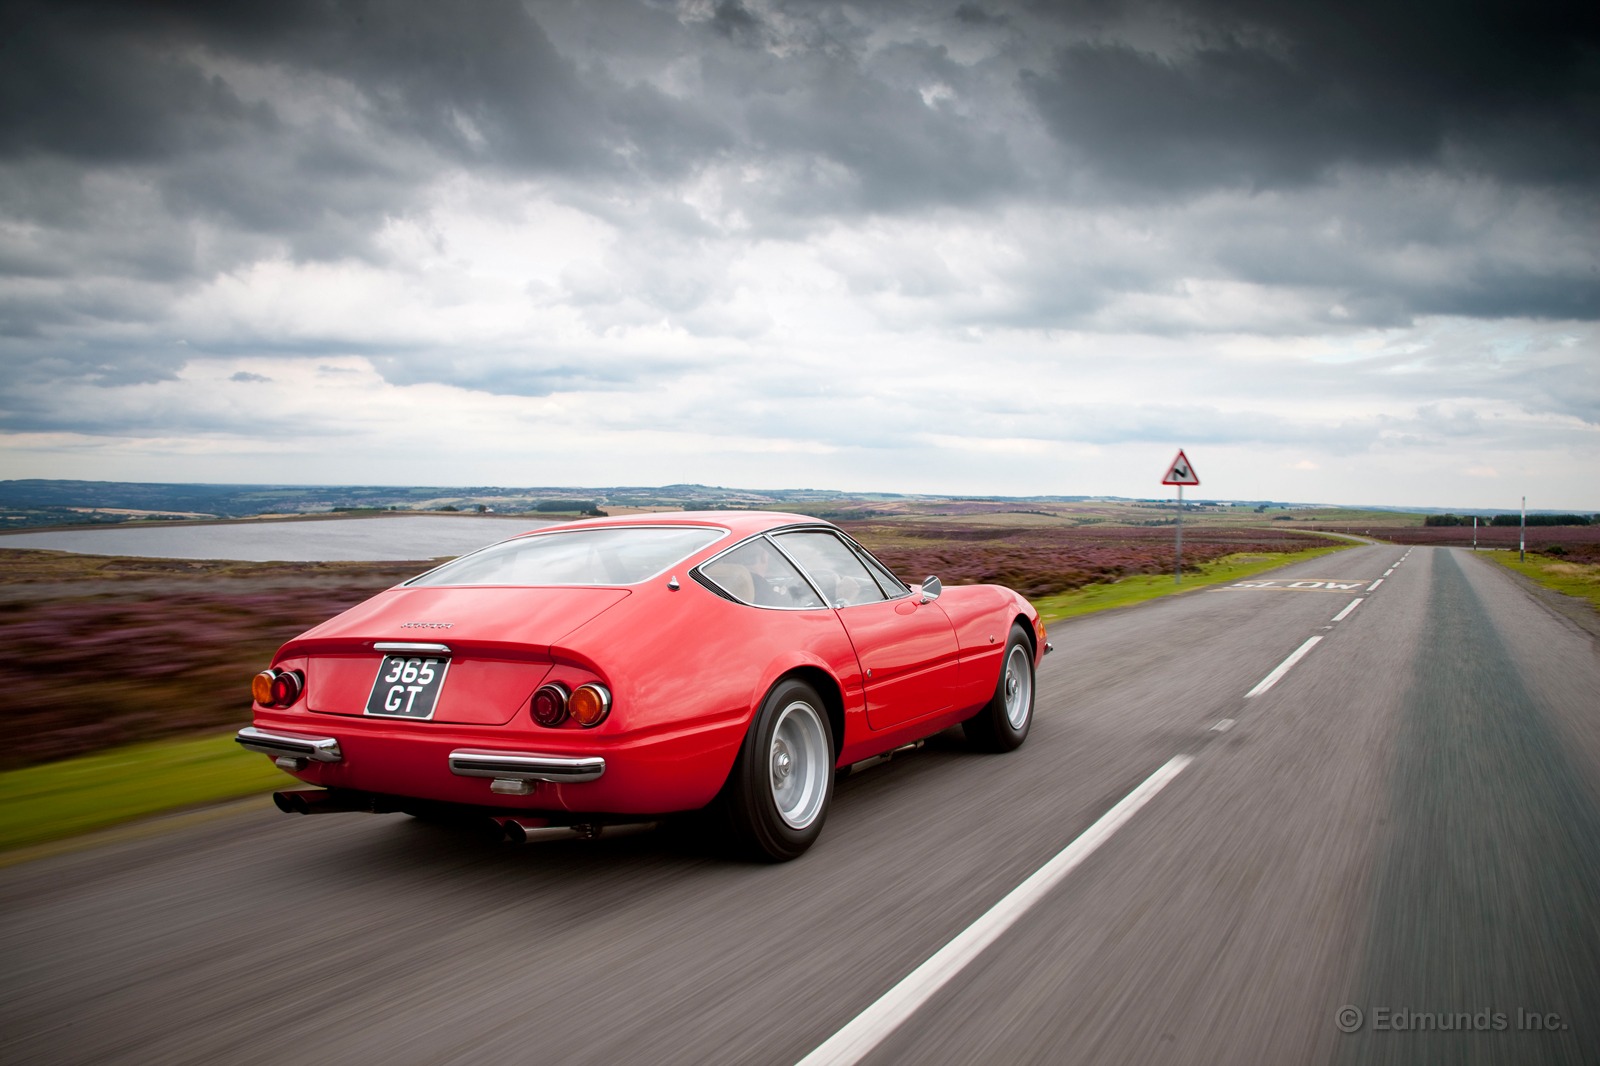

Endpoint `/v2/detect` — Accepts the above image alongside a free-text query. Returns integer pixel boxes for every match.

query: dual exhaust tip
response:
[272,790,653,844]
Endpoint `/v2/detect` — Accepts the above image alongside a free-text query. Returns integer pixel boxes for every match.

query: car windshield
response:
[408,527,724,587]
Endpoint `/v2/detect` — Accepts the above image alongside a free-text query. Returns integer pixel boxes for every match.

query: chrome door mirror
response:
[919,575,942,604]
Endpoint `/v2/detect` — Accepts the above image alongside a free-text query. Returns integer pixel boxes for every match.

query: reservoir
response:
[0,515,556,562]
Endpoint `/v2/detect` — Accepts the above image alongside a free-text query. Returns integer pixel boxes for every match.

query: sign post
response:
[1161,450,1200,583]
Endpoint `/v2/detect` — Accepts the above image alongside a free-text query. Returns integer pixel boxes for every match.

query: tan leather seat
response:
[703,562,755,603]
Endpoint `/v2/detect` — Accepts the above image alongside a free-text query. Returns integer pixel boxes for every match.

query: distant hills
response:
[0,479,1584,532]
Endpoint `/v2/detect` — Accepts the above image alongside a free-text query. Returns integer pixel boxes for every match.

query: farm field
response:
[1318,523,1600,562]
[0,553,425,770]
[840,518,1334,598]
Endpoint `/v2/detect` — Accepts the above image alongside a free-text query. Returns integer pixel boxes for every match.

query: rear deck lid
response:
[285,586,630,725]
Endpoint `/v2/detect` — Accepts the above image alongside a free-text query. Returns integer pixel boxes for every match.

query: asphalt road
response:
[4,546,1598,1065]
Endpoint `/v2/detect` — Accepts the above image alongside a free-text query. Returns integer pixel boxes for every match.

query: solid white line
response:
[794,755,1195,1066]
[1366,578,1384,591]
[1331,598,1363,623]
[1244,636,1323,698]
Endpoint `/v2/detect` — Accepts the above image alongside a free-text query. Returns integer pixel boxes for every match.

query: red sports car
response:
[239,511,1048,860]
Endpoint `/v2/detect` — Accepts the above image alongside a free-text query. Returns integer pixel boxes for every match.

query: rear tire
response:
[963,625,1034,753]
[722,678,835,861]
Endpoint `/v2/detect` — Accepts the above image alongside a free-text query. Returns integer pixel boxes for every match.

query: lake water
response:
[0,515,556,562]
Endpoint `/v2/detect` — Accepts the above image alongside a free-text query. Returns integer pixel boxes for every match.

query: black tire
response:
[722,678,835,862]
[962,624,1034,753]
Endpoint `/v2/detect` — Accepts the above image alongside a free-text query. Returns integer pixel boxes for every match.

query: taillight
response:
[530,683,570,727]
[569,683,612,728]
[253,668,304,708]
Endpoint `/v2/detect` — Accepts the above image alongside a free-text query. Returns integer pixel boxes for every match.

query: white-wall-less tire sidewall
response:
[1002,643,1033,732]
[770,700,829,829]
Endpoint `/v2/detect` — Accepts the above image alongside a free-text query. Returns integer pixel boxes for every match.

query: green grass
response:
[0,733,293,853]
[1034,543,1355,624]
[1485,551,1600,611]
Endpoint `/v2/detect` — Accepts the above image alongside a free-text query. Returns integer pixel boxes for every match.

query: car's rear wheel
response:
[963,624,1034,752]
[723,678,834,861]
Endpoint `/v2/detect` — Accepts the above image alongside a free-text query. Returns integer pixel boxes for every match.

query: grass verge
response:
[1483,551,1600,612]
[0,732,292,853]
[1033,543,1355,624]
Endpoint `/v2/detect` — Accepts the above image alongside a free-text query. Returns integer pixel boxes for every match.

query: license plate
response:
[365,655,450,719]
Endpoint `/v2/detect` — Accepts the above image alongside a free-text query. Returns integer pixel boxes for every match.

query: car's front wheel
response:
[963,624,1034,752]
[722,678,834,861]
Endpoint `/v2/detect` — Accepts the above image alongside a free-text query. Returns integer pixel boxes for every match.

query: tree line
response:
[1424,513,1595,527]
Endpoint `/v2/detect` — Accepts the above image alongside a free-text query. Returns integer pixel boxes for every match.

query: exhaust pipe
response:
[844,738,925,776]
[272,789,390,815]
[496,818,658,844]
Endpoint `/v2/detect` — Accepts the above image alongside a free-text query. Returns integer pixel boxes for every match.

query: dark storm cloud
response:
[0,0,729,272]
[1023,0,1600,192]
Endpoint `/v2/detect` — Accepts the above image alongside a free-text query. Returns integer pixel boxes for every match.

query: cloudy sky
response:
[2,0,1596,508]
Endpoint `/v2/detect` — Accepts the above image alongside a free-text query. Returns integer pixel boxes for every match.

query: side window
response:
[776,531,890,608]
[841,535,909,599]
[696,537,824,609]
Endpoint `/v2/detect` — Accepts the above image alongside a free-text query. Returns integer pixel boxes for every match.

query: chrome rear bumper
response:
[448,750,606,783]
[236,726,343,763]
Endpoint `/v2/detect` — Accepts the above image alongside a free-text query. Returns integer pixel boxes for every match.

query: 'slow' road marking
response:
[1331,598,1364,623]
[1244,636,1323,698]
[795,755,1195,1066]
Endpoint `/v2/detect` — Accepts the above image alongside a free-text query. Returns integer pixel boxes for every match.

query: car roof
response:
[519,510,830,539]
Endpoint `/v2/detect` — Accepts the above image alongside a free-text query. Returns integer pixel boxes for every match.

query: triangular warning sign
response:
[1162,449,1200,486]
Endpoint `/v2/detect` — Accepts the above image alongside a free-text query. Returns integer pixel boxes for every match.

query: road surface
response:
[4,545,1597,1064]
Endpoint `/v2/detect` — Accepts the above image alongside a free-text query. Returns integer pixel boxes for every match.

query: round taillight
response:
[251,670,276,705]
[268,670,304,707]
[531,683,570,727]
[569,683,611,728]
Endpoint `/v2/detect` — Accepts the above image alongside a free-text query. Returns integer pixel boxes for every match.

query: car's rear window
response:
[408,527,724,587]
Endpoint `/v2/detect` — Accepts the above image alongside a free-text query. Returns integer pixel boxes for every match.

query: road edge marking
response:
[795,754,1194,1066]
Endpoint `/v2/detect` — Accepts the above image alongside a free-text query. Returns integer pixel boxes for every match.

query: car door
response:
[774,530,962,732]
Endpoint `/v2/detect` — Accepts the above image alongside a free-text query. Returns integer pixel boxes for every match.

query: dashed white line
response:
[1244,636,1323,698]
[1211,718,1236,733]
[1366,578,1384,592]
[1331,598,1364,623]
[1383,568,1395,577]
[795,755,1195,1066]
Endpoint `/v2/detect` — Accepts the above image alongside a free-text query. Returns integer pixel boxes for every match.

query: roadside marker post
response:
[1161,450,1201,583]
[1520,496,1526,563]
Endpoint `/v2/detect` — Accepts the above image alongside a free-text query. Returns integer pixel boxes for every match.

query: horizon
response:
[2,476,1593,516]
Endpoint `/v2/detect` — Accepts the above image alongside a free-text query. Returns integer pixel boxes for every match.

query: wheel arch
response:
[777,665,845,765]
[1012,613,1038,657]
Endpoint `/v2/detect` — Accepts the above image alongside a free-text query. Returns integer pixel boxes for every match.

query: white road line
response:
[1383,568,1394,577]
[1331,598,1363,623]
[1211,718,1235,733]
[1366,578,1384,591]
[1244,636,1323,698]
[795,755,1195,1066]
